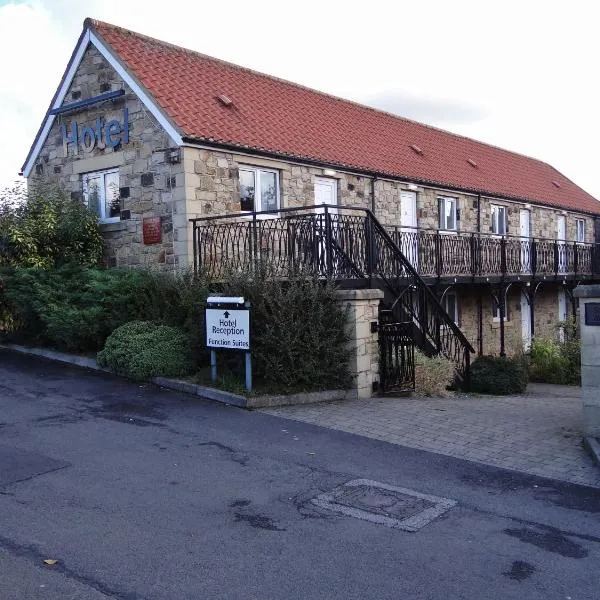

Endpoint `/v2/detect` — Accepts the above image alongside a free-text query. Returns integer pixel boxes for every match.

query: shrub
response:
[216,268,352,392]
[414,351,456,397]
[529,336,581,385]
[0,180,103,268]
[97,321,194,380]
[470,355,528,395]
[0,266,210,353]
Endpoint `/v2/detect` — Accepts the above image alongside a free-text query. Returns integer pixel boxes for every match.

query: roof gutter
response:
[181,136,600,218]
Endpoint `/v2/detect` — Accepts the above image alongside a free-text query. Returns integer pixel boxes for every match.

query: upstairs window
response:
[239,166,280,213]
[438,196,457,231]
[491,204,507,235]
[82,168,120,223]
[576,219,585,243]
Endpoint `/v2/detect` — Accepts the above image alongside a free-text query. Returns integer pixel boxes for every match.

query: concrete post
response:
[335,289,384,399]
[574,284,600,437]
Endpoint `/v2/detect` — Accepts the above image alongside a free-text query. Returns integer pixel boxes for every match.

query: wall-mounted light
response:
[408,183,419,191]
[323,169,337,177]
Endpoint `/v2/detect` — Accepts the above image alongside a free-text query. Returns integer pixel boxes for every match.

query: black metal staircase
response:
[191,204,475,390]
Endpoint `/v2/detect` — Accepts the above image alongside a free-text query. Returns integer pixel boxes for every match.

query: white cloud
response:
[1,0,598,200]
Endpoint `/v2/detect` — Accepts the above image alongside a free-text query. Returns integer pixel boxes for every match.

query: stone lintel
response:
[335,289,384,302]
[574,284,600,298]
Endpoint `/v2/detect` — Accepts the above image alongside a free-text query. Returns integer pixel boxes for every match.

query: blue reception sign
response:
[61,108,129,154]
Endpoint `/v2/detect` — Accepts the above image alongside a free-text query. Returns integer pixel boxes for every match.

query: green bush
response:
[414,351,456,397]
[0,266,210,353]
[529,336,581,385]
[216,268,351,392]
[0,180,103,268]
[470,355,528,395]
[97,321,194,380]
[2,263,350,392]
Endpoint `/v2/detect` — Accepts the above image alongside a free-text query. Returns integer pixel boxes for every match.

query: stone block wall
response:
[27,45,184,269]
[335,289,383,398]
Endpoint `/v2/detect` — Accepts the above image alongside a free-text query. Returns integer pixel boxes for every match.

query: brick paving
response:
[262,383,600,488]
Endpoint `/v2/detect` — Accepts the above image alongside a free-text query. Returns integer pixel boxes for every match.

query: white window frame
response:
[441,291,459,326]
[575,218,585,243]
[492,296,509,322]
[438,196,457,232]
[82,168,120,223]
[491,204,507,236]
[238,165,280,215]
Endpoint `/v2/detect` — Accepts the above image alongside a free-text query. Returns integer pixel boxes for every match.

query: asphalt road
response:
[0,349,599,600]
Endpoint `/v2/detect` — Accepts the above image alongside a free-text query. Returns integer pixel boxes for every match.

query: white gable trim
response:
[22,27,182,178]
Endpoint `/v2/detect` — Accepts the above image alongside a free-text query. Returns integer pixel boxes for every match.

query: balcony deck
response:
[190,205,598,285]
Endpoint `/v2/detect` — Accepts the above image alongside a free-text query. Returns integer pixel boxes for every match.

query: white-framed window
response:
[438,196,457,231]
[576,218,585,243]
[442,291,459,325]
[491,204,507,235]
[239,166,280,213]
[492,296,509,322]
[82,168,120,223]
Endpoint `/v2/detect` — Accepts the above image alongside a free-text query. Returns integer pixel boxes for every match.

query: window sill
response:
[491,320,513,329]
[99,221,127,233]
[438,229,458,235]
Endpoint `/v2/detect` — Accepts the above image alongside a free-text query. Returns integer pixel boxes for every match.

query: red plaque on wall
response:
[143,217,162,245]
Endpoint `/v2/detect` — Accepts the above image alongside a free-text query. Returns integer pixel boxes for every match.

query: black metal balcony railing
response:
[388,226,596,279]
[191,205,475,385]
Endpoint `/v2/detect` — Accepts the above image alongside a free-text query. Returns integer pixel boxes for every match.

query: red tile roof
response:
[89,19,600,215]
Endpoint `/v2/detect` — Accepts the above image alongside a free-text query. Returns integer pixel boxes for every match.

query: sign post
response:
[205,296,252,392]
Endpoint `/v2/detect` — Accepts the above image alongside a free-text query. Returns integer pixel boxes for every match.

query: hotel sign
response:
[61,108,129,155]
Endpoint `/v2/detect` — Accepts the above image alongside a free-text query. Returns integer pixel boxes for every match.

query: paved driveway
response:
[263,383,600,488]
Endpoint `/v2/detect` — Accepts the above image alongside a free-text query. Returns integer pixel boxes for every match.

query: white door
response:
[314,178,338,274]
[557,215,567,273]
[558,288,568,342]
[520,291,531,350]
[519,209,531,272]
[400,191,419,270]
[314,177,338,212]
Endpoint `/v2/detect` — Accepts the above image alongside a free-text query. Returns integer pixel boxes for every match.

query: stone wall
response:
[27,44,184,269]
[335,289,383,398]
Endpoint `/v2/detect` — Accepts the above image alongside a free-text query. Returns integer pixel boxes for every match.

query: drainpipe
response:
[371,176,377,214]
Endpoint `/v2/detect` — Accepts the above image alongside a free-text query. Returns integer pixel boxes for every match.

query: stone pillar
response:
[574,284,600,437]
[335,289,384,399]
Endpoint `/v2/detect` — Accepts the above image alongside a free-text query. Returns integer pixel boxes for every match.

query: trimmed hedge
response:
[0,265,209,353]
[97,321,194,380]
[470,355,528,395]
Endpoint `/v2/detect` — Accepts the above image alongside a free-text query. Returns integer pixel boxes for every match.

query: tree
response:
[0,179,103,268]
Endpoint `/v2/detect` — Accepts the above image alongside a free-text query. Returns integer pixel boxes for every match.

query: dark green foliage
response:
[470,355,529,395]
[0,266,210,353]
[529,335,581,385]
[0,180,103,268]
[97,321,194,380]
[217,268,351,392]
[1,264,351,392]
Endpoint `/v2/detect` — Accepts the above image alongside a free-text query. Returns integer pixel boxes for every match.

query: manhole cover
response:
[311,479,457,532]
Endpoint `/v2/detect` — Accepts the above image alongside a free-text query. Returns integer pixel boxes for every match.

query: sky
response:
[0,0,598,199]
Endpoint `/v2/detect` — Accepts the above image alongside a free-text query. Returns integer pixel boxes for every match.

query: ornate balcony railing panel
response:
[386,226,596,279]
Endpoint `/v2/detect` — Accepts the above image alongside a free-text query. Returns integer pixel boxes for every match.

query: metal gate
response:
[378,319,415,394]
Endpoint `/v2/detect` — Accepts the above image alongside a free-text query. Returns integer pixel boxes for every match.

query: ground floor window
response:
[82,168,120,223]
[492,295,509,321]
[442,291,459,325]
[239,166,280,212]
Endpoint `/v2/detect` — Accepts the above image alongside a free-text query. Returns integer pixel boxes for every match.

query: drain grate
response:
[311,479,457,532]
